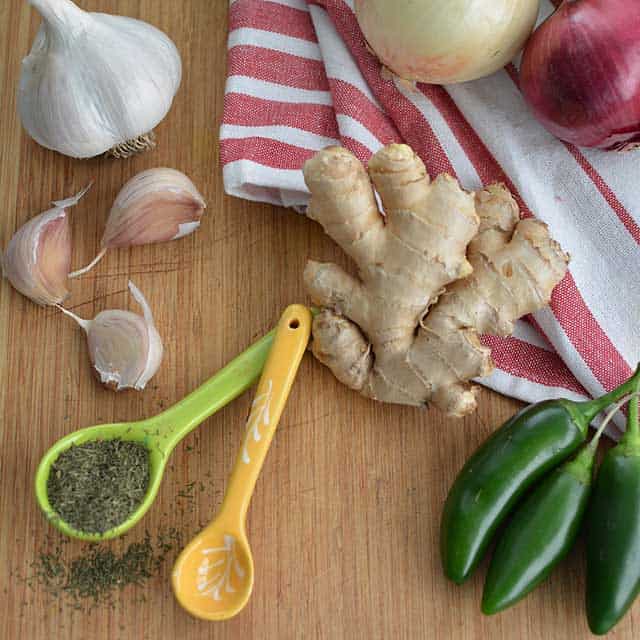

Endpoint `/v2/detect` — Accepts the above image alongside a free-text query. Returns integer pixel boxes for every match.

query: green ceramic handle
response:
[153,329,276,456]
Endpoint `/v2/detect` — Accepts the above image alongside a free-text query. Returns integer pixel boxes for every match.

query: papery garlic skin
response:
[58,281,163,391]
[19,0,182,159]
[104,168,206,248]
[0,185,90,305]
[122,281,163,391]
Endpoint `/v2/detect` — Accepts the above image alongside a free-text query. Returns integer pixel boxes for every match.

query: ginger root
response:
[303,144,569,416]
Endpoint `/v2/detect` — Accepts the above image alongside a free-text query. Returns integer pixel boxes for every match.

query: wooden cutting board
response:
[0,2,636,639]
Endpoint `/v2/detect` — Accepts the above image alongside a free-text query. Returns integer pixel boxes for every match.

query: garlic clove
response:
[20,0,182,159]
[58,281,163,391]
[69,169,206,278]
[87,310,153,390]
[1,184,90,305]
[104,168,206,248]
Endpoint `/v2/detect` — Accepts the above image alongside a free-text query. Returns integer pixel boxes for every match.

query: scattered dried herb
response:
[47,439,150,534]
[23,478,215,614]
[27,529,183,612]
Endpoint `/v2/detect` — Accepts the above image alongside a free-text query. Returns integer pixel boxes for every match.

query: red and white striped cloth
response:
[222,0,640,435]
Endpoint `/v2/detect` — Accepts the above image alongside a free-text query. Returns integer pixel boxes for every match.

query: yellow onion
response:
[355,0,539,85]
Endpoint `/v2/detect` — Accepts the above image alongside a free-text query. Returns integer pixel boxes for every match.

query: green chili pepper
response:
[441,366,640,585]
[587,380,640,635]
[482,396,632,615]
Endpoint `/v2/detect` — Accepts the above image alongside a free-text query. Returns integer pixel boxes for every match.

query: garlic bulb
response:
[70,168,206,277]
[0,184,91,305]
[19,0,182,159]
[58,281,163,391]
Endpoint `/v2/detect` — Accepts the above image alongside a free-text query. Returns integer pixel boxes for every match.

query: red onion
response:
[520,0,640,151]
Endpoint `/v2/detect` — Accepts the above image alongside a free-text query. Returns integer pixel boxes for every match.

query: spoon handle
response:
[221,305,311,524]
[153,329,277,453]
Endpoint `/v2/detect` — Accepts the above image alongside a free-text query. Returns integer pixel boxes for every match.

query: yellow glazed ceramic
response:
[171,304,311,621]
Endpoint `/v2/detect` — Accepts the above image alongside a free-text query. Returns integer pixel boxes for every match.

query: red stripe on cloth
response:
[227,46,329,91]
[229,0,318,43]
[221,0,633,395]
[341,136,376,164]
[522,315,617,401]
[224,93,340,139]
[550,275,632,389]
[417,83,532,212]
[313,3,626,392]
[330,78,401,146]
[220,137,317,169]
[481,334,587,395]
[436,66,635,391]
[310,0,455,176]
[314,0,632,393]
[564,147,640,245]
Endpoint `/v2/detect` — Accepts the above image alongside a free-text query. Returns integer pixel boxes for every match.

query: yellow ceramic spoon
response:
[171,304,311,621]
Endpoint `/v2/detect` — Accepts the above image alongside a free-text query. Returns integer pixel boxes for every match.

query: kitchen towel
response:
[221,0,640,434]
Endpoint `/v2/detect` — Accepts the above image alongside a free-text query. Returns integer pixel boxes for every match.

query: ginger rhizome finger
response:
[303,144,569,416]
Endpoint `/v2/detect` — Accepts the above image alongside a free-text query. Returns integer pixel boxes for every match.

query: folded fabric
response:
[222,0,640,435]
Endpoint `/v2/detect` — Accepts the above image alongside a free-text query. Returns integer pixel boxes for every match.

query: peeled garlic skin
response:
[87,310,163,391]
[102,168,206,248]
[19,0,182,158]
[1,207,70,306]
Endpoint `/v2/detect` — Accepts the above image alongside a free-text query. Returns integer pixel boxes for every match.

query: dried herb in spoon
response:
[47,438,150,534]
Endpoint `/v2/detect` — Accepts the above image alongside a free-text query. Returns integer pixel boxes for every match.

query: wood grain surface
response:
[0,2,637,639]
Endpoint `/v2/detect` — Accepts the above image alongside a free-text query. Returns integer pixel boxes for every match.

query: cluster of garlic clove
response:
[1,168,205,392]
[58,281,163,391]
[19,0,182,159]
[0,184,91,306]
[71,168,206,277]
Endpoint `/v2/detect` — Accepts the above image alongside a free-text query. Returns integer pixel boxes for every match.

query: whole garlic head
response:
[19,0,182,159]
[1,185,91,305]
[58,281,163,391]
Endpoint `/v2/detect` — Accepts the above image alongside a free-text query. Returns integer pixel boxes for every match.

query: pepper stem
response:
[567,393,638,480]
[575,364,640,425]
[589,394,638,452]
[621,375,640,447]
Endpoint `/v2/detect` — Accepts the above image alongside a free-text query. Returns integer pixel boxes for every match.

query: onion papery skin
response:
[355,0,539,85]
[520,0,640,151]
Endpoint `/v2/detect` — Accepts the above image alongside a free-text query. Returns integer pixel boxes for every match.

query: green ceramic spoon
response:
[35,328,276,542]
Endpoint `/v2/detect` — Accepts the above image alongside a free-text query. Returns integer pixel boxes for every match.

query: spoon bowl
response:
[35,325,278,541]
[172,522,253,620]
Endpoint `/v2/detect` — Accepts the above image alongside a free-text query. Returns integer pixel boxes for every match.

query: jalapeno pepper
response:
[481,396,631,615]
[587,385,640,635]
[441,366,640,585]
